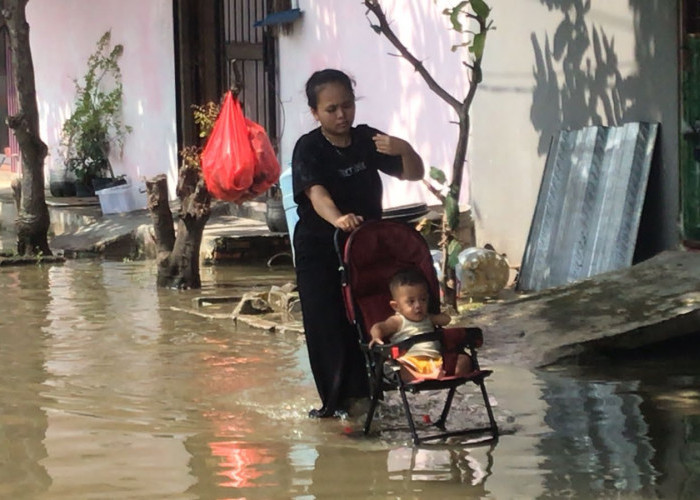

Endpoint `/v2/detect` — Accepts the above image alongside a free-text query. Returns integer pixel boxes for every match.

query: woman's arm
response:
[372,134,425,180]
[305,184,364,232]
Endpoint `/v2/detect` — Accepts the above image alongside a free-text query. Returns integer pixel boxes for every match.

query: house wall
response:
[472,0,679,263]
[27,0,178,196]
[279,1,469,210]
[278,0,679,265]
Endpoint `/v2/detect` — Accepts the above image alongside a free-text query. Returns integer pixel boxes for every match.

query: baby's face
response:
[392,283,429,322]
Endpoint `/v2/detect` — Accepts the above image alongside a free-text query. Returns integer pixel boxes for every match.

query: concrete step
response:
[0,173,287,262]
[2,193,289,263]
[1,190,269,234]
[1,194,103,235]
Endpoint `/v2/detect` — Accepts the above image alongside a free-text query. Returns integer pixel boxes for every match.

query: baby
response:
[369,268,472,382]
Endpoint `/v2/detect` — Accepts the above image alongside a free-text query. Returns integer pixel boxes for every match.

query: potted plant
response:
[60,30,131,196]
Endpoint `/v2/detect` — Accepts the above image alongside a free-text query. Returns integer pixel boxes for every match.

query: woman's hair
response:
[305,69,355,109]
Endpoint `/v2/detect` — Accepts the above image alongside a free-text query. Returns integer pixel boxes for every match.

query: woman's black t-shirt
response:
[291,124,403,255]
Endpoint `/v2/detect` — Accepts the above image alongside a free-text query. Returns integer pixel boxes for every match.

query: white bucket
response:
[279,166,298,261]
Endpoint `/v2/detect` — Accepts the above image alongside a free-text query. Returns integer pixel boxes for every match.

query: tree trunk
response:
[442,112,471,309]
[2,0,52,256]
[146,166,211,289]
[364,0,489,310]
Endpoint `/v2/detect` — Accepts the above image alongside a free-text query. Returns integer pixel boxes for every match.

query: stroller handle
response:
[333,226,352,287]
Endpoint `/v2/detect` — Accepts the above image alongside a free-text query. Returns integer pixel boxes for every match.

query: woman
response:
[292,68,424,418]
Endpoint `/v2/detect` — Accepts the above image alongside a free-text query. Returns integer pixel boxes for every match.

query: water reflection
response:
[0,266,51,499]
[41,262,195,498]
[387,446,493,485]
[679,416,700,497]
[537,343,700,500]
[536,373,657,497]
[0,260,699,498]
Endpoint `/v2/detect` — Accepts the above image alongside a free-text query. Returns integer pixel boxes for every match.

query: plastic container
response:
[455,247,510,299]
[279,166,298,260]
[96,181,147,214]
[430,249,443,282]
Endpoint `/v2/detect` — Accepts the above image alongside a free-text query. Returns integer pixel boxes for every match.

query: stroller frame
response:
[335,220,499,445]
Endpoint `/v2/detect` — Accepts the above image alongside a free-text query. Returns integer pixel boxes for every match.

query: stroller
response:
[335,219,499,445]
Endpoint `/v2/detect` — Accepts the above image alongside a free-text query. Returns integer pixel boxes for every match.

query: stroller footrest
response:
[403,369,492,392]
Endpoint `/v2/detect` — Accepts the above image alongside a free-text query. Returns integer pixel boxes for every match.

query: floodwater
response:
[1,259,699,499]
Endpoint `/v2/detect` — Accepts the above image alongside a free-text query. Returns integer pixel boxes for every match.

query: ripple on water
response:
[2,260,700,499]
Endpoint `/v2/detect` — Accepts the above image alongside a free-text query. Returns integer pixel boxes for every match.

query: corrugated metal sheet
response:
[518,122,658,292]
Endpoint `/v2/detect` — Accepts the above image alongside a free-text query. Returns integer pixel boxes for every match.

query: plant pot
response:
[49,181,77,197]
[266,198,288,233]
[74,181,95,197]
[49,169,76,197]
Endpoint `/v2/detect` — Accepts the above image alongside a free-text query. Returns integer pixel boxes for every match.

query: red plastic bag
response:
[246,118,280,197]
[200,91,280,203]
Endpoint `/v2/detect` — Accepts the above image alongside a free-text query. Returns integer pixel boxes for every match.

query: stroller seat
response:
[336,219,499,445]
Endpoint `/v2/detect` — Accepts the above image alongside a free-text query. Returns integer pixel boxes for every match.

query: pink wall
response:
[28,0,178,195]
[279,1,472,211]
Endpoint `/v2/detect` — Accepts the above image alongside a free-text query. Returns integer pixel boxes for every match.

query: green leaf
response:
[446,1,468,32]
[447,239,462,269]
[429,166,447,185]
[470,0,491,20]
[445,195,459,231]
[370,23,382,34]
[469,32,486,60]
[447,10,462,32]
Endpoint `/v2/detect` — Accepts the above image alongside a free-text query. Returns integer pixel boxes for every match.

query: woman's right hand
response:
[306,185,363,231]
[334,213,364,232]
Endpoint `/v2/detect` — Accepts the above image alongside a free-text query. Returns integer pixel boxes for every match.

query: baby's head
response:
[389,268,430,322]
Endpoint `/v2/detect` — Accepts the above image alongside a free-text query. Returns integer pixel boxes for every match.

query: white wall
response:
[279,0,679,265]
[28,0,178,196]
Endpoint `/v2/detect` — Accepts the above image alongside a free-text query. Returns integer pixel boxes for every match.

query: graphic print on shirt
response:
[338,161,367,178]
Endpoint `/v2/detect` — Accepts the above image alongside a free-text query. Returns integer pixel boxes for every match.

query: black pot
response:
[49,180,76,197]
[266,198,288,233]
[382,203,429,224]
[74,181,95,197]
[49,169,76,197]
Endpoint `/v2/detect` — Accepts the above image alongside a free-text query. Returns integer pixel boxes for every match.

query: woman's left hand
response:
[372,134,407,156]
[373,133,425,180]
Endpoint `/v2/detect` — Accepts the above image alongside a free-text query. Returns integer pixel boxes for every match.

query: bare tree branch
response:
[422,179,446,204]
[363,0,492,308]
[364,0,462,113]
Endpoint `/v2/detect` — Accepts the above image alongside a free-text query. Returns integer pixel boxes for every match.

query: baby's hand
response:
[369,338,384,348]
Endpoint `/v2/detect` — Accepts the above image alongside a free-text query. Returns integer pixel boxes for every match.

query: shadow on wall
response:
[530,0,672,151]
[530,0,673,259]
